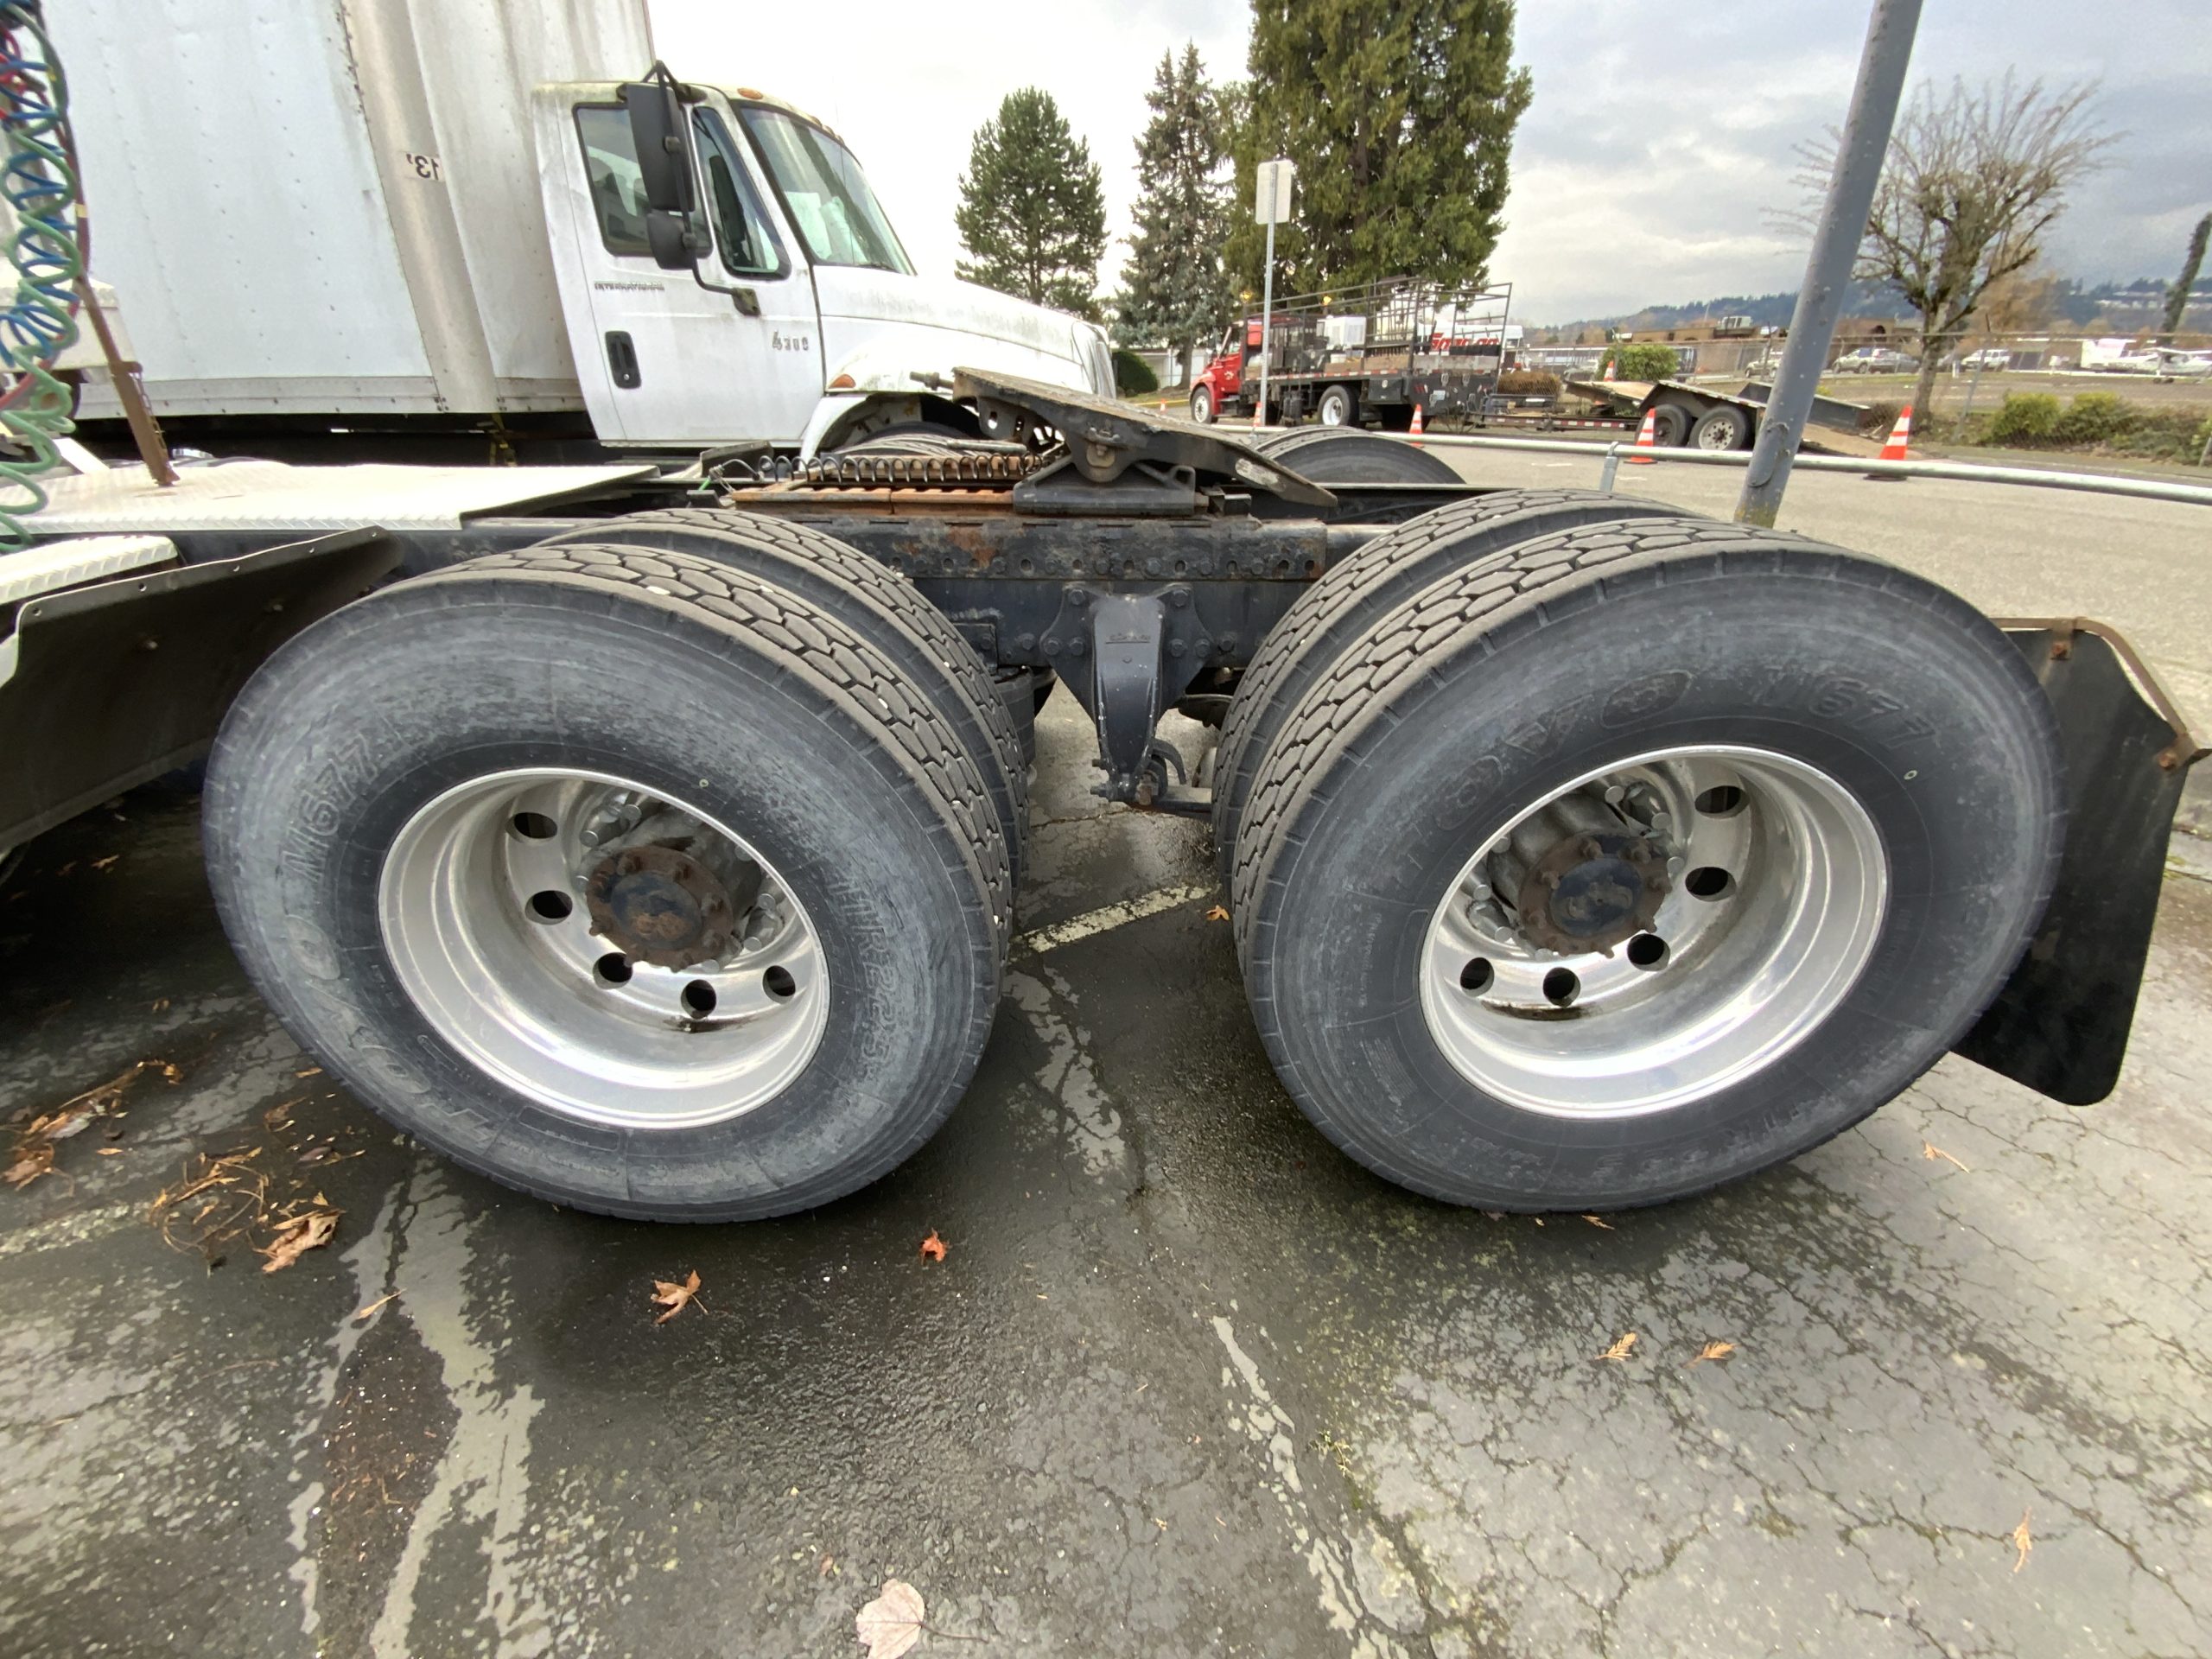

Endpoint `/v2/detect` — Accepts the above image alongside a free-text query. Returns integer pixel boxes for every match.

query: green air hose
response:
[0,1,82,552]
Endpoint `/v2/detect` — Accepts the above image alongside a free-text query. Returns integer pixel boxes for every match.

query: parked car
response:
[1948,347,2012,371]
[1831,346,1919,374]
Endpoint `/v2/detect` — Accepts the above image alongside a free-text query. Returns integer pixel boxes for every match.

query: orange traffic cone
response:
[1867,404,1912,479]
[1409,403,1426,446]
[1624,407,1658,463]
[1602,356,1618,383]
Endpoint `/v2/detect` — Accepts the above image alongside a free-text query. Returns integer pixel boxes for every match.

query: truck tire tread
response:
[1211,491,1694,886]
[538,509,1030,889]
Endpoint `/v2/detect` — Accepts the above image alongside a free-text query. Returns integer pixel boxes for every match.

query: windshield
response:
[739,107,913,274]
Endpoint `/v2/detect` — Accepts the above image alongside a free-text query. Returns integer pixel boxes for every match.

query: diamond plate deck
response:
[24,461,658,536]
[0,534,177,604]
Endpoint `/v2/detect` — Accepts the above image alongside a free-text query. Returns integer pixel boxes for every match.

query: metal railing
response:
[1376,429,2212,510]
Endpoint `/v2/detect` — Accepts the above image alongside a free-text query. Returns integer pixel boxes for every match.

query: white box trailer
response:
[53,0,1110,454]
[57,0,637,421]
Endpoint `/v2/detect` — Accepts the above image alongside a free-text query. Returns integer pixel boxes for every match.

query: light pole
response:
[1734,0,1922,527]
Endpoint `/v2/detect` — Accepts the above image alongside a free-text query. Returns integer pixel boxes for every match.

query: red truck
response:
[1186,278,1513,430]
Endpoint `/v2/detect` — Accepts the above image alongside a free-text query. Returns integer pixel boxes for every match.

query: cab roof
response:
[535,79,846,147]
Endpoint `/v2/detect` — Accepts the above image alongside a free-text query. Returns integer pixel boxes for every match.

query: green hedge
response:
[1601,342,1681,382]
[1111,348,1160,397]
[1987,392,2062,445]
[2051,391,2137,446]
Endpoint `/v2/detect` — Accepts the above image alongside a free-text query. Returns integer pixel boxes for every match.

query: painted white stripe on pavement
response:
[1013,883,1217,956]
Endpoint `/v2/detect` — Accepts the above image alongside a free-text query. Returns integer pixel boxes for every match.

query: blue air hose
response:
[0,2,81,550]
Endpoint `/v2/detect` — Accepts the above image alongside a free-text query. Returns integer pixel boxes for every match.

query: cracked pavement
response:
[3,464,2210,1656]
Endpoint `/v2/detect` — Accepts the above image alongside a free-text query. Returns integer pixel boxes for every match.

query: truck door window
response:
[738,106,912,274]
[692,111,787,279]
[573,105,651,256]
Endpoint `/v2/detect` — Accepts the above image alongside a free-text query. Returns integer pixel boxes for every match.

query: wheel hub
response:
[1515,831,1666,955]
[378,769,827,1130]
[1421,747,1890,1119]
[584,843,739,969]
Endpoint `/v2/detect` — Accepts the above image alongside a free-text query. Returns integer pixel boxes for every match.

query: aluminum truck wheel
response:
[380,768,828,1128]
[1417,747,1884,1116]
[1230,518,2062,1211]
[205,545,1007,1221]
[1212,492,1691,887]
[1190,385,1215,424]
[1317,384,1357,427]
[538,512,1029,893]
[1691,404,1751,450]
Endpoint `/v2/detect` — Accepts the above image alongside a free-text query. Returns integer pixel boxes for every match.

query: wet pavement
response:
[5,496,2212,1656]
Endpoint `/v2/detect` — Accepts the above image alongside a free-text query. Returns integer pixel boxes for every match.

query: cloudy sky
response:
[645,0,2209,324]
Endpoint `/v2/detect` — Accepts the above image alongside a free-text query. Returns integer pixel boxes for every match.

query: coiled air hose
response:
[0,2,81,551]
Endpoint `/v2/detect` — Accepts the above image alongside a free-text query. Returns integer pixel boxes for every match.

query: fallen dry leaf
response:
[652,1269,702,1323]
[150,998,170,1013]
[1923,1141,1970,1173]
[6,1059,180,1189]
[1687,1340,1737,1368]
[296,1066,322,1078]
[1596,1332,1639,1363]
[353,1290,401,1322]
[919,1230,947,1262]
[855,1578,926,1659]
[1204,904,1230,922]
[2011,1508,2032,1573]
[259,1209,339,1273]
[89,855,119,872]
[1581,1214,1615,1230]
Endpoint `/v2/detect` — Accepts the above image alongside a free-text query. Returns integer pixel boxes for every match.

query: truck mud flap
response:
[1955,620,2207,1104]
[0,528,401,851]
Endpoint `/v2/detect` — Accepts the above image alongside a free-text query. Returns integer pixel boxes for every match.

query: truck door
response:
[547,92,821,445]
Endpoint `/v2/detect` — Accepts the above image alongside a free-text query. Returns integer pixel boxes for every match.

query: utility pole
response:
[1254,158,1294,429]
[1734,0,1922,527]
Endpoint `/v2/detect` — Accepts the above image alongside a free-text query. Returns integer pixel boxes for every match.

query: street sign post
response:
[1254,158,1294,429]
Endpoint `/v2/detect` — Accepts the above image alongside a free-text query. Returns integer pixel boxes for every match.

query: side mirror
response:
[620,68,704,272]
[620,72,695,215]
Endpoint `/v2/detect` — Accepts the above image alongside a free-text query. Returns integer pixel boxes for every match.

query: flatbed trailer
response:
[4,365,2202,1224]
[1565,378,1878,454]
[1189,281,1513,432]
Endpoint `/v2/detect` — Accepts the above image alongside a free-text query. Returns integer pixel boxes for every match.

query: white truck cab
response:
[537,81,1113,454]
[59,0,1109,461]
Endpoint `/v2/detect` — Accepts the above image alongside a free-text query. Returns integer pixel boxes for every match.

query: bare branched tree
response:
[1796,75,2113,418]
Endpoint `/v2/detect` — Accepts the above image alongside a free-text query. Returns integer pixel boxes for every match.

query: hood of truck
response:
[812,267,1109,397]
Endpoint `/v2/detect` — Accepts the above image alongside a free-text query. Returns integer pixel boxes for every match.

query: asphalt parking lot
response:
[3,462,2209,1658]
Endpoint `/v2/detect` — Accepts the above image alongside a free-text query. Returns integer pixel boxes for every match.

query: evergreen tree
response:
[954,89,1108,317]
[1115,45,1234,377]
[1226,0,1532,296]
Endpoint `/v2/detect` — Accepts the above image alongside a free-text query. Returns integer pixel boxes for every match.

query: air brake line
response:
[0,1,79,550]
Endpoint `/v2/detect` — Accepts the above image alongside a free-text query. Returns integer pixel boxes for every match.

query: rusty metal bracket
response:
[1039,583,1214,804]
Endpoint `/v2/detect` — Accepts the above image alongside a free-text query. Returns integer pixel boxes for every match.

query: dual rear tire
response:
[206,527,1020,1221]
[1217,501,2064,1211]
